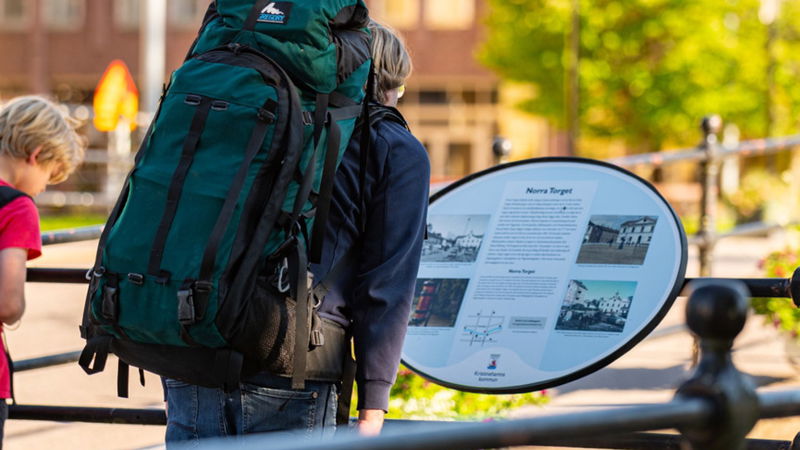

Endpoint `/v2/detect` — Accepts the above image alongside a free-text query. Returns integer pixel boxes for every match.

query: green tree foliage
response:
[479,0,800,152]
[350,365,549,420]
[771,0,800,134]
[387,366,548,419]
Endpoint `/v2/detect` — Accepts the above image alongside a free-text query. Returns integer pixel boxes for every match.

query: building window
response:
[447,142,472,177]
[169,0,206,29]
[115,0,140,30]
[370,0,419,29]
[419,90,448,104]
[0,0,28,28]
[424,0,474,30]
[44,0,84,30]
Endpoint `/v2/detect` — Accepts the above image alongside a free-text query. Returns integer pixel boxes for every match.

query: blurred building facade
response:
[0,0,549,182]
[0,0,203,102]
[368,0,549,180]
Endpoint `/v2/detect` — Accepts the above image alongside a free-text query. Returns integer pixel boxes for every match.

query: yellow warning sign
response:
[93,60,139,132]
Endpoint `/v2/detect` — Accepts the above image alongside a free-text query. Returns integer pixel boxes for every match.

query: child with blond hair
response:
[0,95,85,443]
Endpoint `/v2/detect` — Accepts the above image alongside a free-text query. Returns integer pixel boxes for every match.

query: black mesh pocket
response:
[230,276,299,376]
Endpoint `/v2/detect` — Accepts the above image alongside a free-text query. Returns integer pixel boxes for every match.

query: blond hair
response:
[0,96,86,183]
[368,21,412,104]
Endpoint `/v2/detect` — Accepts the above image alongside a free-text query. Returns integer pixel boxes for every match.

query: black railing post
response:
[698,115,723,276]
[676,280,758,450]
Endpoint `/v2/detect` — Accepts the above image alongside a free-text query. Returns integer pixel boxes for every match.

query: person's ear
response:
[26,146,43,165]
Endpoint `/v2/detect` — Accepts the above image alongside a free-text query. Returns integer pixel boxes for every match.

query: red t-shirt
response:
[0,179,41,398]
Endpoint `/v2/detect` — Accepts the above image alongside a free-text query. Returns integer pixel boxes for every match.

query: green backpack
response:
[79,0,371,394]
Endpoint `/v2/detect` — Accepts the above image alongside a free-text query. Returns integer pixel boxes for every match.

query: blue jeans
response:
[164,372,337,446]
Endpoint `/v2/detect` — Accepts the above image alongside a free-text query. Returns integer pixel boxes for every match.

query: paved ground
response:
[5,231,800,449]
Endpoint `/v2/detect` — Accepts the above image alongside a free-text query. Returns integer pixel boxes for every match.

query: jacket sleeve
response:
[351,124,430,411]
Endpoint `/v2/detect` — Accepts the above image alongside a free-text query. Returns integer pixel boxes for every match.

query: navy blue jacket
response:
[311,109,430,411]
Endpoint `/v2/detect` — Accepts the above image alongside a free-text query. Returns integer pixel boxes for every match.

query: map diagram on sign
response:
[462,310,505,346]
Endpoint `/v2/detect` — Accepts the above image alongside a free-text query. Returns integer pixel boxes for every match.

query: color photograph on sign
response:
[422,215,490,263]
[409,278,470,327]
[576,215,658,265]
[554,279,637,333]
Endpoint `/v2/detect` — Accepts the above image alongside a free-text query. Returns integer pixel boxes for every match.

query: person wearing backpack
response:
[309,20,429,436]
[0,96,85,446]
[163,20,429,443]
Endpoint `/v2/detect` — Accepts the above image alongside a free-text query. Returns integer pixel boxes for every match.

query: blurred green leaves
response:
[479,0,800,153]
[385,366,548,420]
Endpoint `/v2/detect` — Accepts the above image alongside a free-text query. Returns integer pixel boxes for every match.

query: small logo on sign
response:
[487,354,500,370]
[257,2,292,24]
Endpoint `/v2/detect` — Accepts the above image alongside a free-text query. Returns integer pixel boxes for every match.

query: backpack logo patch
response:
[258,2,292,24]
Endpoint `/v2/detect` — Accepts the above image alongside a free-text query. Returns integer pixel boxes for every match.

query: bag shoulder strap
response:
[366,104,409,130]
[0,185,29,210]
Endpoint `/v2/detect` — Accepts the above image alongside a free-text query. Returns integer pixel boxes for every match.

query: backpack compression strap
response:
[308,64,376,263]
[147,95,213,283]
[357,65,376,233]
[191,98,279,325]
[307,103,362,264]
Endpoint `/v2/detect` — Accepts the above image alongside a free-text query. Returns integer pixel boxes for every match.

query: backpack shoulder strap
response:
[0,186,29,210]
[367,104,409,130]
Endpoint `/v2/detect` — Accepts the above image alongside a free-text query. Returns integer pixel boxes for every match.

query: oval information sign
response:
[402,157,687,393]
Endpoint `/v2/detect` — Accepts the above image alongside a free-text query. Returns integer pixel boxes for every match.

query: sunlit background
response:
[1,0,799,228]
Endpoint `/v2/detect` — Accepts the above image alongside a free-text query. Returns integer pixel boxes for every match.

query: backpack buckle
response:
[310,313,324,348]
[257,108,275,123]
[194,280,213,293]
[310,329,325,348]
[177,289,196,325]
[87,266,105,281]
[184,94,202,106]
[127,273,145,285]
[273,258,290,294]
[228,43,243,55]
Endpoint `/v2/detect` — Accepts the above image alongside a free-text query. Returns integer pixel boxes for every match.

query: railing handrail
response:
[185,389,800,449]
[607,132,800,168]
[14,351,82,372]
[41,225,103,246]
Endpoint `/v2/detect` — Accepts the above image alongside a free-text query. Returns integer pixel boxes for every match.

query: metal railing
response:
[11,228,800,448]
[608,117,800,276]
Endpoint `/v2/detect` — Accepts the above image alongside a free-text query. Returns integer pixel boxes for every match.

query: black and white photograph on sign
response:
[555,280,637,333]
[576,215,658,265]
[408,278,469,327]
[422,214,490,263]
